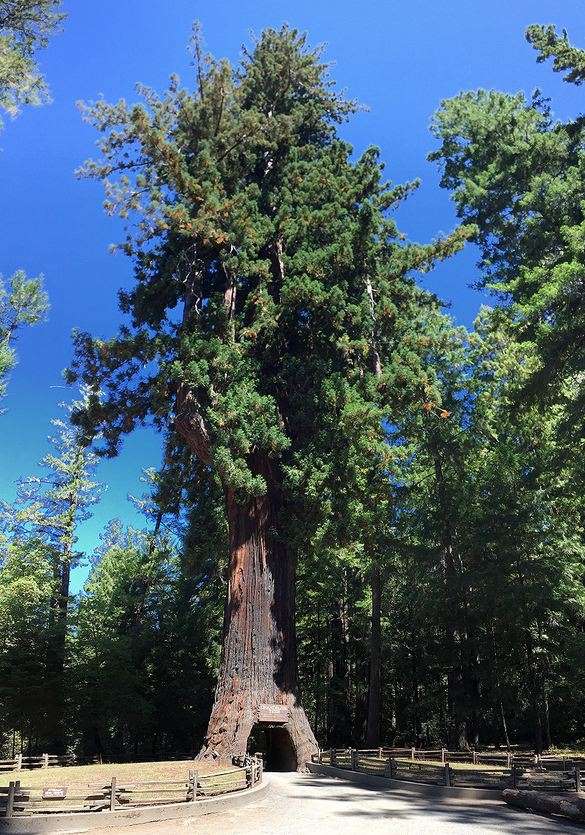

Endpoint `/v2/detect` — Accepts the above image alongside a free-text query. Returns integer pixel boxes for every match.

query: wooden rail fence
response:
[0,756,263,819]
[0,754,75,773]
[0,751,213,773]
[315,748,585,794]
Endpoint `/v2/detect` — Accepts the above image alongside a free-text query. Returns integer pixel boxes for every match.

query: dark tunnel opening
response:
[247,724,298,771]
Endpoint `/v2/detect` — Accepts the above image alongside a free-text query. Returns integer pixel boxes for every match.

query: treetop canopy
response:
[68,25,468,500]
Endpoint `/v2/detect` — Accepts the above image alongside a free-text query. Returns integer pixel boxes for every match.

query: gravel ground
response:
[90,770,577,834]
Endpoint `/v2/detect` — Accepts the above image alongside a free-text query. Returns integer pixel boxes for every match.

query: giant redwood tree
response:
[68,25,468,768]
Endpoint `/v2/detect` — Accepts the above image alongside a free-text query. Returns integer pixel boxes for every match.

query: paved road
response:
[92,771,576,834]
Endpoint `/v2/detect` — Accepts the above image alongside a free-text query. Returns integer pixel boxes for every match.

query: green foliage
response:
[72,526,179,758]
[0,270,48,404]
[2,19,585,761]
[9,402,101,550]
[70,471,224,759]
[526,23,585,85]
[394,310,585,747]
[0,0,65,125]
[68,25,467,517]
[4,395,102,594]
[297,305,585,749]
[0,397,101,751]
[429,32,585,439]
[0,539,54,749]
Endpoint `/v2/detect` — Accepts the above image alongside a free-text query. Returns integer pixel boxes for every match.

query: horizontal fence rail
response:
[0,755,263,818]
[317,746,585,768]
[314,748,585,795]
[0,754,75,773]
[0,751,212,773]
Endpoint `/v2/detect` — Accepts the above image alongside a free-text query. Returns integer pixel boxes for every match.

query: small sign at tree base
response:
[42,787,67,799]
[258,704,289,724]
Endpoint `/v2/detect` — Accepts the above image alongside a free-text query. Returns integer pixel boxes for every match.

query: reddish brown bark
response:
[196,455,317,770]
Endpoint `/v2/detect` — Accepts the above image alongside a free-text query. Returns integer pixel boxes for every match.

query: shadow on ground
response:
[275,773,580,833]
[90,769,581,833]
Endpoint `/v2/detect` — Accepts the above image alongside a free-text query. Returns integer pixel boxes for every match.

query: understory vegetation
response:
[1,10,584,761]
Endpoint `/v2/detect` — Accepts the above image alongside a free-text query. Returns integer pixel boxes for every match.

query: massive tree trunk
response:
[196,455,317,770]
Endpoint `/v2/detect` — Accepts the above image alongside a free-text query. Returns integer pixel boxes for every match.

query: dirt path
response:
[89,771,576,833]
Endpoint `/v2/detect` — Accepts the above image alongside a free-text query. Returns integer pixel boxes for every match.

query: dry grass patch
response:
[0,759,230,788]
[393,758,506,771]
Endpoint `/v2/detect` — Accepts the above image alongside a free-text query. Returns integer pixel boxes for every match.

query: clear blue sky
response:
[1,1,582,590]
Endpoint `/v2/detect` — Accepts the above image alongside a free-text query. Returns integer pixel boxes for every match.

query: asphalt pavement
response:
[90,770,575,834]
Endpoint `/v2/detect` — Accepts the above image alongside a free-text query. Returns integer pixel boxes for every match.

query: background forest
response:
[1,3,584,762]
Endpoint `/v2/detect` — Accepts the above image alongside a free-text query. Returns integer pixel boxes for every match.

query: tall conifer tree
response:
[429,22,585,441]
[68,25,467,766]
[4,396,101,748]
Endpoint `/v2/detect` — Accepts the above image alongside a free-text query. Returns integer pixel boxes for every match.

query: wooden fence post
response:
[6,781,18,818]
[42,753,49,769]
[511,765,517,789]
[351,749,358,771]
[15,754,22,771]
[411,747,415,762]
[189,769,198,801]
[444,763,451,787]
[575,765,581,793]
[331,749,337,767]
[441,748,446,764]
[378,747,383,760]
[472,750,477,765]
[110,776,117,811]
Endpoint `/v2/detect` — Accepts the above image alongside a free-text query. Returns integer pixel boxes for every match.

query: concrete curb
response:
[307,762,503,801]
[0,777,270,833]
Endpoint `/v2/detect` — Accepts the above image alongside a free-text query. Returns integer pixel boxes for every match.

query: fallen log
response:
[503,788,585,823]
